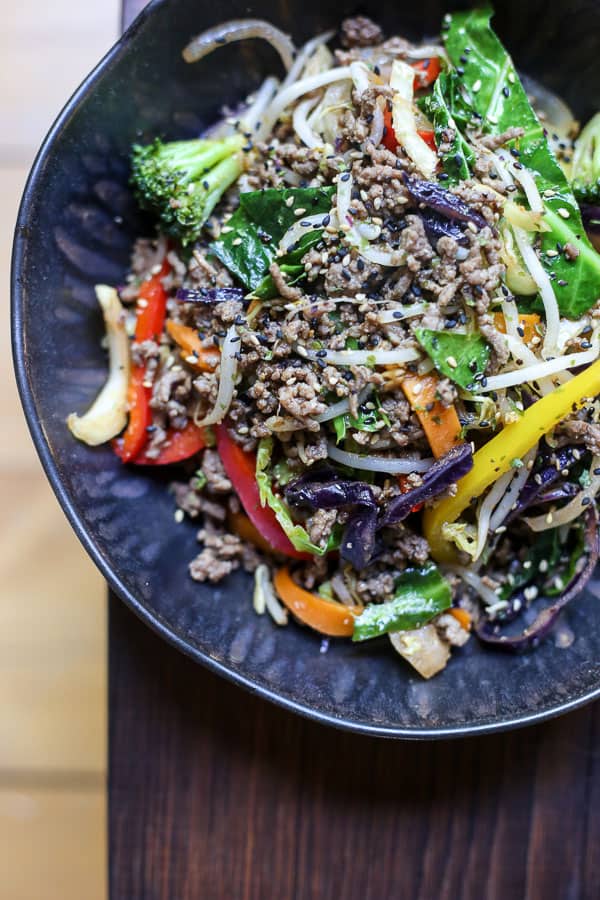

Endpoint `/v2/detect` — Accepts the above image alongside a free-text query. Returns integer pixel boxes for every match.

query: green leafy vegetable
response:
[419,71,475,183]
[333,393,391,444]
[211,186,335,291]
[255,437,339,555]
[444,7,600,318]
[571,112,600,204]
[498,524,584,606]
[352,563,452,641]
[415,329,490,390]
[130,135,244,246]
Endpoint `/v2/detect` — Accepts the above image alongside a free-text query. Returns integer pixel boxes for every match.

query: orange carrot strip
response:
[449,607,472,631]
[273,567,361,637]
[401,374,462,459]
[166,320,220,372]
[493,311,541,346]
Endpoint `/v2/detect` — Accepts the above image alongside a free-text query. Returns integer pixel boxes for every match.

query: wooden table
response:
[110,3,600,896]
[110,595,600,899]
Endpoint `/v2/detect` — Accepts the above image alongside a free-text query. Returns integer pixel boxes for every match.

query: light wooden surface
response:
[1,1,120,897]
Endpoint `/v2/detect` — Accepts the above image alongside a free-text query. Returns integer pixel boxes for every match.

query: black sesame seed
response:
[502,86,510,98]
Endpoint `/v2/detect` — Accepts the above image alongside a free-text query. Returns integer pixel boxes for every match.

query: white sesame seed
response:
[221,225,233,234]
[294,207,307,216]
[546,249,559,257]
[137,298,148,309]
[543,189,556,197]
[557,207,570,219]
[508,72,516,84]
[232,237,243,246]
[285,196,294,208]
[472,79,482,92]
[446,356,458,369]
[174,509,184,523]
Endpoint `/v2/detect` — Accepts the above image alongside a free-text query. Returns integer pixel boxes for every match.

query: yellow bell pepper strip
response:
[166,320,220,372]
[423,358,600,563]
[493,311,541,346]
[273,567,362,637]
[401,374,462,459]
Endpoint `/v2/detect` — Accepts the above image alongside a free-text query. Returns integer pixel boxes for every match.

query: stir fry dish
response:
[69,9,600,678]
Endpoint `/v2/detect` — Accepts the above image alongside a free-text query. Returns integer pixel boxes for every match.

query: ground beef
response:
[435,612,471,647]
[306,508,338,549]
[150,367,193,427]
[560,419,600,455]
[356,569,396,603]
[399,216,435,272]
[479,127,525,151]
[380,525,430,565]
[269,262,304,301]
[172,481,228,522]
[436,378,458,408]
[340,16,384,48]
[478,313,511,369]
[189,521,261,582]
[201,449,232,493]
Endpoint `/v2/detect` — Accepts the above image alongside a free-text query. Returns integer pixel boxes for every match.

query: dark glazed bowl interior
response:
[12,0,600,737]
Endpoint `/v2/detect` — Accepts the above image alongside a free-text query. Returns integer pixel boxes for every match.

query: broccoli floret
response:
[130,135,244,245]
[571,111,600,205]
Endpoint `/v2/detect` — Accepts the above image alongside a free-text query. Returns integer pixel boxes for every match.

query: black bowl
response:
[12,0,600,738]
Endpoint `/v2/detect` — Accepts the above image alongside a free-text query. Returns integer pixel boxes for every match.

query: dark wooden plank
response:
[109,596,600,900]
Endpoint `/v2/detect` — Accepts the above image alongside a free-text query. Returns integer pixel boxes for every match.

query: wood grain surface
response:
[109,595,600,900]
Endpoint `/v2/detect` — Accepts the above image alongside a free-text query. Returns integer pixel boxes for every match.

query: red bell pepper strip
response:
[382,107,437,155]
[215,424,310,559]
[412,57,442,89]
[113,421,206,466]
[397,474,424,514]
[119,259,170,462]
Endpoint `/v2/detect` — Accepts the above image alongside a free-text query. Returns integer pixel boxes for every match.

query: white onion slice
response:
[390,60,437,178]
[369,99,385,146]
[350,61,372,97]
[279,30,335,90]
[292,95,324,148]
[488,449,536,533]
[253,564,288,624]
[513,225,560,356]
[355,222,381,240]
[497,151,544,214]
[315,385,373,423]
[183,19,295,70]
[446,566,504,609]
[525,454,600,531]
[336,171,353,228]
[479,339,599,392]
[194,326,239,426]
[67,286,130,446]
[262,66,352,134]
[243,76,279,136]
[473,469,514,560]
[304,346,421,367]
[327,442,433,474]
[278,212,325,252]
[378,303,427,323]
